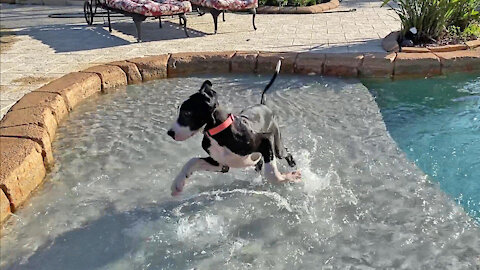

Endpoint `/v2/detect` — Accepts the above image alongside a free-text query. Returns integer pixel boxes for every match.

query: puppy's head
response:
[167,80,218,141]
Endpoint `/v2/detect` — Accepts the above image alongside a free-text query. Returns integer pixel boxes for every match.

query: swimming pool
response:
[1,75,479,269]
[365,73,480,224]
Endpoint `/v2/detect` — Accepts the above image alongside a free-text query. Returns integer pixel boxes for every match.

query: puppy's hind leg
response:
[284,153,296,168]
[272,122,296,168]
[171,157,229,196]
[259,138,301,183]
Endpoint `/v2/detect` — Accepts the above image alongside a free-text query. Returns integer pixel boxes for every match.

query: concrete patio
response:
[0,0,400,118]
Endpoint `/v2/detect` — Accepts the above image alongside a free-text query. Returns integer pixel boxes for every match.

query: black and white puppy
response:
[167,61,301,196]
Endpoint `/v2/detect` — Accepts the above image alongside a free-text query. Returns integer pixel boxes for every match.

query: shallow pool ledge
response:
[1,49,480,224]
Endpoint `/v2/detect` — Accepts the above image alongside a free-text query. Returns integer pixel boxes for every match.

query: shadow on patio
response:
[11,19,206,53]
[309,38,385,53]
[263,38,385,53]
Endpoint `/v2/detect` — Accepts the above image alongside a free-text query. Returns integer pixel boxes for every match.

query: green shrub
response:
[448,0,480,30]
[444,25,465,42]
[462,22,480,37]
[382,0,455,42]
[443,23,480,42]
[383,0,480,42]
[259,0,288,6]
[291,0,317,6]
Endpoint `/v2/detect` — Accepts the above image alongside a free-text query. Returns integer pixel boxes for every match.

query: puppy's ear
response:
[201,80,212,89]
[198,80,218,110]
[199,80,213,93]
[199,80,216,97]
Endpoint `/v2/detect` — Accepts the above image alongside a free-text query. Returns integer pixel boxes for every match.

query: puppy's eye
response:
[182,111,192,117]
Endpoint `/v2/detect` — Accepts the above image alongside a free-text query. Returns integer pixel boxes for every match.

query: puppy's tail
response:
[260,60,281,105]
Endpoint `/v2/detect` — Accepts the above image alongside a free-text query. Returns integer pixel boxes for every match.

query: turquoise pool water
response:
[364,73,480,223]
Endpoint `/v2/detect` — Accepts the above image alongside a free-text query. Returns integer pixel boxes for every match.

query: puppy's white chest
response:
[207,137,261,168]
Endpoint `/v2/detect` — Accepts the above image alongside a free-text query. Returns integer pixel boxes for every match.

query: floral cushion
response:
[106,0,192,16]
[188,0,257,10]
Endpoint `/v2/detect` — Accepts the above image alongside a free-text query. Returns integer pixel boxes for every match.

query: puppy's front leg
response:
[171,157,228,196]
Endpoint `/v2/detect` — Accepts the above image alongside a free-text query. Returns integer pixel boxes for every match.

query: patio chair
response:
[84,0,192,42]
[189,0,258,34]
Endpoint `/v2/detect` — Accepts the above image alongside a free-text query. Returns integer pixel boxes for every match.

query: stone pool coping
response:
[257,0,340,14]
[1,49,480,224]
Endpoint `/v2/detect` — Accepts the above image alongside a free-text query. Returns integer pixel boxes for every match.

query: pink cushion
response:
[189,0,257,10]
[106,0,192,16]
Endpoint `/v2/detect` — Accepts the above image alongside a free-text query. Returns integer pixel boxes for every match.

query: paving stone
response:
[466,39,480,49]
[231,52,259,73]
[401,47,431,53]
[435,50,480,73]
[82,65,127,91]
[256,52,298,74]
[427,44,468,52]
[168,52,235,77]
[0,189,11,223]
[0,137,46,211]
[34,72,102,110]
[359,52,396,77]
[295,52,325,75]
[128,55,170,81]
[9,91,69,124]
[107,61,143,84]
[324,53,364,77]
[0,106,58,140]
[0,124,54,168]
[394,52,441,77]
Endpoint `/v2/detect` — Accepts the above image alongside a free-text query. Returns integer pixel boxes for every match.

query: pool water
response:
[1,75,479,269]
[364,73,480,223]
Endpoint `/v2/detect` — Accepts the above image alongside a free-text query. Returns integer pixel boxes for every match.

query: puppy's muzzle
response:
[167,129,175,139]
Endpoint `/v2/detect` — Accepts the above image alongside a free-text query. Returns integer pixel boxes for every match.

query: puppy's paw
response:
[283,171,302,182]
[171,180,185,196]
[285,154,296,168]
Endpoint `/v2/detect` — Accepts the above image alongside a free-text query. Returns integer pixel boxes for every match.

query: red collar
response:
[206,114,234,136]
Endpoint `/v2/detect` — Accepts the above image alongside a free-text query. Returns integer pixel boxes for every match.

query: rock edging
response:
[1,49,480,224]
[257,0,339,14]
[383,31,480,54]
